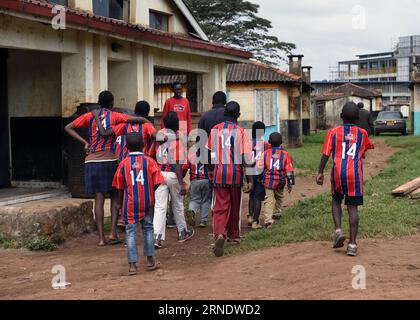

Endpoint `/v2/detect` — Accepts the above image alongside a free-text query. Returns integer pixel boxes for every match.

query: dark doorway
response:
[0,49,10,187]
[10,117,63,182]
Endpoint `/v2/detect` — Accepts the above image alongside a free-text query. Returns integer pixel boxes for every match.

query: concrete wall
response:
[412,83,420,135]
[325,96,374,128]
[8,50,61,117]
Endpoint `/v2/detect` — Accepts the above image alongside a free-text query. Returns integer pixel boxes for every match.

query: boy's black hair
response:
[135,101,150,118]
[341,102,360,123]
[98,91,114,109]
[163,111,179,132]
[269,132,283,147]
[126,132,144,152]
[213,91,227,105]
[252,121,266,139]
[357,102,364,109]
[224,101,240,119]
[172,82,183,90]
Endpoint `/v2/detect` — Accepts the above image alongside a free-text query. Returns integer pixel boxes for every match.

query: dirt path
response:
[3,139,418,300]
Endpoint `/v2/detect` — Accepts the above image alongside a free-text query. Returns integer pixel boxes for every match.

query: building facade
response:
[0,0,251,188]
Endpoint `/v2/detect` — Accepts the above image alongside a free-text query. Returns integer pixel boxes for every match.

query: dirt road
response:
[2,139,419,300]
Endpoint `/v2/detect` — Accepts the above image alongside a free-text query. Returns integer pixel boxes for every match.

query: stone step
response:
[0,191,71,207]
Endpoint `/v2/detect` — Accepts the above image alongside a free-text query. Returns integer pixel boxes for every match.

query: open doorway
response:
[0,49,10,188]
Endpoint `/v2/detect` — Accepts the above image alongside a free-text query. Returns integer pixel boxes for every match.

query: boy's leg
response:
[248,197,255,226]
[109,190,120,242]
[226,187,242,241]
[252,182,265,224]
[263,189,275,227]
[187,180,201,226]
[347,205,359,245]
[212,186,230,256]
[273,187,284,220]
[199,180,212,225]
[154,181,169,242]
[332,193,346,248]
[141,211,161,270]
[94,192,106,246]
[125,223,139,275]
[166,173,189,236]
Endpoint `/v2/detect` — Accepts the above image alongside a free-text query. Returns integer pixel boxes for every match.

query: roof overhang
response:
[172,0,208,41]
[0,0,251,61]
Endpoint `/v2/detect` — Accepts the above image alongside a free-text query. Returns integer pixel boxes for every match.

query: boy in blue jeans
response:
[113,133,164,275]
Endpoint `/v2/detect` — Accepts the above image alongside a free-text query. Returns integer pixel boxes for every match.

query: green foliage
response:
[227,135,420,255]
[0,236,58,251]
[184,0,296,65]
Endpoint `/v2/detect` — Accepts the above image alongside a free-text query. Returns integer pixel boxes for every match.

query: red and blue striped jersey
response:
[322,124,374,197]
[113,152,164,224]
[261,147,294,190]
[251,139,271,176]
[155,129,187,172]
[72,109,128,154]
[112,122,156,161]
[183,151,209,181]
[207,121,252,187]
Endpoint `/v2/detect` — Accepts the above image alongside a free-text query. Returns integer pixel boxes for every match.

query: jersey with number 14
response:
[322,124,374,197]
[112,153,164,224]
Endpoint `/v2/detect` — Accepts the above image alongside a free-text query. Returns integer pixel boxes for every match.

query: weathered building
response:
[312,83,382,130]
[0,0,251,188]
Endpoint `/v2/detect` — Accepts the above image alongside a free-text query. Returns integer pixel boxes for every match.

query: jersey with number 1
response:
[322,124,374,197]
[261,147,294,190]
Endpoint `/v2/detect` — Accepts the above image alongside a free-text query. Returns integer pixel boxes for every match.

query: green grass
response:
[0,236,58,251]
[227,134,420,255]
[288,132,330,177]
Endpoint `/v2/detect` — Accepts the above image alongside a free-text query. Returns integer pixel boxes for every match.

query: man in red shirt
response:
[161,82,192,137]
[65,91,149,247]
[206,101,253,257]
[113,133,164,275]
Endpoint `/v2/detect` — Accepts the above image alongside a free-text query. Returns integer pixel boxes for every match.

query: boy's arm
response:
[64,122,90,155]
[116,190,123,212]
[316,155,330,186]
[92,110,114,137]
[174,164,187,196]
[126,115,151,124]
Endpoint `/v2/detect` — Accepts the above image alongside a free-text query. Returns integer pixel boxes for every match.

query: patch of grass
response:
[0,236,58,251]
[287,131,330,176]
[228,135,420,255]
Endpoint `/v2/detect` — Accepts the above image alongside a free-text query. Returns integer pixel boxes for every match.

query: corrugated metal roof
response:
[155,75,186,85]
[226,61,301,83]
[313,83,382,100]
[0,0,252,59]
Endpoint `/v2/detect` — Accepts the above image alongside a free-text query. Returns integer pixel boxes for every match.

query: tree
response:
[184,0,296,65]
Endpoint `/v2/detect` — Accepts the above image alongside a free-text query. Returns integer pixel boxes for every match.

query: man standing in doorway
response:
[162,82,192,138]
[355,102,374,135]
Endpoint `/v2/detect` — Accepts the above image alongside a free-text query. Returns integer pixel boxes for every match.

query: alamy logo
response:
[352,5,366,30]
[51,5,66,30]
[352,265,366,290]
[51,265,71,289]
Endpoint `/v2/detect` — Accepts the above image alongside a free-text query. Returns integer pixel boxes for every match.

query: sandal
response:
[108,238,123,245]
[128,267,139,276]
[147,260,162,272]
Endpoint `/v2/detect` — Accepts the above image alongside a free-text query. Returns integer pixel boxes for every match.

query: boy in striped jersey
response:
[260,133,295,229]
[184,149,211,228]
[113,133,163,275]
[65,91,149,247]
[317,102,374,257]
[207,101,253,257]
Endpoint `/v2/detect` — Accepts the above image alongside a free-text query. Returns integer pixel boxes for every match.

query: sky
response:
[252,0,420,80]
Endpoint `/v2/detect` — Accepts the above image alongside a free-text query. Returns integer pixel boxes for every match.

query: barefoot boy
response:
[113,133,163,275]
[316,101,374,257]
[260,133,294,228]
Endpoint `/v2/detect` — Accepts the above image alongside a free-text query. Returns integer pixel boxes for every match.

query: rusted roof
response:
[226,61,301,83]
[313,83,382,101]
[0,0,252,59]
[155,75,186,85]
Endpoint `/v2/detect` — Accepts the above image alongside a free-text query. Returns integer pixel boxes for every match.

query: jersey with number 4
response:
[322,124,374,197]
[112,123,156,161]
[261,147,294,190]
[113,152,164,224]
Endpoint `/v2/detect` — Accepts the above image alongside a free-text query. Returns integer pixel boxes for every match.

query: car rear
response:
[374,112,407,135]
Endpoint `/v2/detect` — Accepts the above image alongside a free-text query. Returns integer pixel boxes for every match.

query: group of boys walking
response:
[65,82,373,275]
